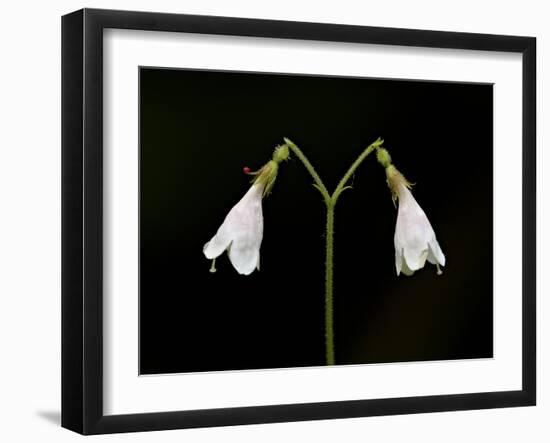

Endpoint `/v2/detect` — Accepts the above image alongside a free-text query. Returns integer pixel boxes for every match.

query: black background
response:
[139,67,493,375]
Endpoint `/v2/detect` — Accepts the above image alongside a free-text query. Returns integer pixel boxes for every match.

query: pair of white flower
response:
[203,147,445,277]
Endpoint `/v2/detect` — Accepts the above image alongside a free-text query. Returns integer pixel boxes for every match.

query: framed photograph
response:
[62,8,536,435]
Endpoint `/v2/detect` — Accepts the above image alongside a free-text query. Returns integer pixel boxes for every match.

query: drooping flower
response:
[385,163,445,276]
[203,145,289,275]
[203,181,265,275]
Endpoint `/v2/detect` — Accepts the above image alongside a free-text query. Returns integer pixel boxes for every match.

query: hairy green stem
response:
[333,137,384,202]
[284,137,382,365]
[284,138,331,204]
[325,204,335,365]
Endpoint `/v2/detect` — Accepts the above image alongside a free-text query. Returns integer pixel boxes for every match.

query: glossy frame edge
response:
[61,8,536,435]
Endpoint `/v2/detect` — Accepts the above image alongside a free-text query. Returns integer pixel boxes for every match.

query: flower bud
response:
[376,147,392,168]
[272,144,290,164]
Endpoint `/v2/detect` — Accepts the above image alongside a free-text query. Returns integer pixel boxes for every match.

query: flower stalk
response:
[324,204,335,365]
[285,137,383,365]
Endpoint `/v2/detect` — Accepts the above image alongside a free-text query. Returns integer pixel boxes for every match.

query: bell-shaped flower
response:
[203,145,289,275]
[385,164,445,276]
[203,181,264,275]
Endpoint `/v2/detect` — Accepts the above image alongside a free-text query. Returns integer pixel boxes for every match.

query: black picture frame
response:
[61,8,536,435]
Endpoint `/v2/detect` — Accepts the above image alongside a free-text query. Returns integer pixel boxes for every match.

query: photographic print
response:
[139,67,493,375]
[62,9,535,433]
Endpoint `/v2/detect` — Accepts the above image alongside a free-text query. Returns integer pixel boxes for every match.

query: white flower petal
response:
[427,238,446,266]
[395,248,403,276]
[203,229,232,260]
[401,257,415,276]
[229,243,260,275]
[404,248,429,272]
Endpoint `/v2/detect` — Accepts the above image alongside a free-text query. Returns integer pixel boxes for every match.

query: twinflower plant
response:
[204,138,445,366]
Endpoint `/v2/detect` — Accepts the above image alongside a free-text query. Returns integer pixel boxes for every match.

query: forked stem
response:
[285,137,383,365]
[284,138,331,204]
